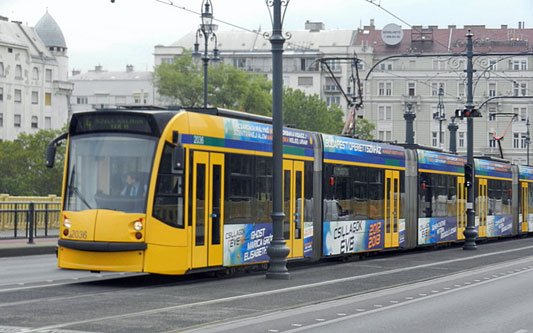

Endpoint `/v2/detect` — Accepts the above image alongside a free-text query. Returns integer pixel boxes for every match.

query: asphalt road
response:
[1,237,533,332]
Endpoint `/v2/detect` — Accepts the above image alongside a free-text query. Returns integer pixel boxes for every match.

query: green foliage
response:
[154,55,345,134]
[0,128,66,196]
[354,118,375,140]
[283,88,344,134]
[153,52,203,107]
[154,54,272,114]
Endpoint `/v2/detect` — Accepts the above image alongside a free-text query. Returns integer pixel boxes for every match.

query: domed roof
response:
[35,11,66,48]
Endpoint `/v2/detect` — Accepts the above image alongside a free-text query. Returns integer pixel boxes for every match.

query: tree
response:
[153,52,203,107]
[154,54,272,115]
[0,129,65,196]
[354,118,375,140]
[283,88,344,134]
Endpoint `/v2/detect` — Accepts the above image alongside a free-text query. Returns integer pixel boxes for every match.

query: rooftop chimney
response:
[72,69,81,76]
[95,65,103,72]
[126,64,134,72]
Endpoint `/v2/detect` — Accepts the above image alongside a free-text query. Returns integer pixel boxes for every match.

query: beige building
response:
[155,21,533,164]
[0,11,72,141]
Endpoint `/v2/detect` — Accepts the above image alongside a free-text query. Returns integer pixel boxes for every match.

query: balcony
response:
[402,94,421,104]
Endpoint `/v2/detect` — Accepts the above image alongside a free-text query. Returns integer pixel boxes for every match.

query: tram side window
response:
[255,156,272,223]
[419,173,455,218]
[225,154,254,224]
[304,161,314,222]
[502,181,511,214]
[153,143,184,228]
[323,164,384,221]
[487,179,511,215]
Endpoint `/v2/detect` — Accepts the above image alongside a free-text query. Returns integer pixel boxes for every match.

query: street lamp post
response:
[192,0,220,108]
[404,103,416,145]
[434,87,446,149]
[463,30,478,250]
[265,0,290,280]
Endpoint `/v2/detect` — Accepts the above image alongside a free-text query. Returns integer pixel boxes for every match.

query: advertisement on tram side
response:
[418,217,458,245]
[224,224,273,266]
[486,215,513,237]
[223,223,314,266]
[322,220,385,255]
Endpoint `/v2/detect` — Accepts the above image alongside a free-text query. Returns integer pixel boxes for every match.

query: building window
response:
[45,117,51,129]
[378,81,392,96]
[432,132,438,147]
[432,59,446,70]
[488,59,497,70]
[32,67,39,81]
[522,134,528,148]
[514,133,520,148]
[513,107,528,122]
[45,69,52,82]
[32,91,38,104]
[325,59,340,71]
[488,107,497,121]
[379,62,393,70]
[0,113,3,127]
[300,58,318,72]
[488,82,496,97]
[378,130,392,141]
[0,87,3,101]
[77,97,88,104]
[0,62,4,76]
[458,82,465,97]
[45,92,51,105]
[378,105,392,120]
[298,76,313,86]
[31,116,38,129]
[459,132,465,148]
[14,89,22,103]
[521,60,528,70]
[232,58,246,69]
[408,82,415,96]
[15,65,22,79]
[326,96,340,107]
[14,114,21,127]
[431,82,445,96]
[488,133,496,148]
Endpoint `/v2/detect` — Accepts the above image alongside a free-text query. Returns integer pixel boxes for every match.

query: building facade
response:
[0,11,72,141]
[69,65,154,113]
[154,21,533,164]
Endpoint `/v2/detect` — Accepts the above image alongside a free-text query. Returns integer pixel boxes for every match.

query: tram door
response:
[283,160,304,258]
[191,151,224,268]
[384,170,400,248]
[477,178,488,238]
[457,177,466,240]
[521,182,529,233]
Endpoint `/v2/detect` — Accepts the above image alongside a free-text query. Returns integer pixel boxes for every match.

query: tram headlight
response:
[63,218,72,229]
[133,221,143,231]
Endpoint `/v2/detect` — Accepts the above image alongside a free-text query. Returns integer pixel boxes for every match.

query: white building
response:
[69,65,154,112]
[0,11,72,141]
[155,21,533,163]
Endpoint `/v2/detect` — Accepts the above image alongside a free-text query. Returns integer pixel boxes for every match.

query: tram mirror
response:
[172,143,185,172]
[46,145,56,168]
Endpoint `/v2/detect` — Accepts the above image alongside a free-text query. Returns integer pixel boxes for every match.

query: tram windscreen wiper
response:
[67,167,92,210]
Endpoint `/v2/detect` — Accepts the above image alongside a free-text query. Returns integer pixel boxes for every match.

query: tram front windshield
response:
[64,133,157,213]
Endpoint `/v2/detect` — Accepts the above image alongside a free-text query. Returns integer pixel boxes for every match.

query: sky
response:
[1,0,532,73]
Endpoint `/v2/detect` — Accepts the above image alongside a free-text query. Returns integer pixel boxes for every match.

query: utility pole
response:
[265,0,290,280]
[463,30,478,250]
[434,87,446,149]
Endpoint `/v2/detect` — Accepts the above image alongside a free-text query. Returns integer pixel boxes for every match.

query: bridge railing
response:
[0,196,61,241]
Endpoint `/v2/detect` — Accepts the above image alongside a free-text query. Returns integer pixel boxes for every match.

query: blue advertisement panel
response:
[323,220,384,255]
[322,135,405,168]
[223,119,315,157]
[418,150,466,174]
[519,165,533,181]
[486,215,513,237]
[475,159,512,180]
[418,217,458,245]
[224,224,273,266]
